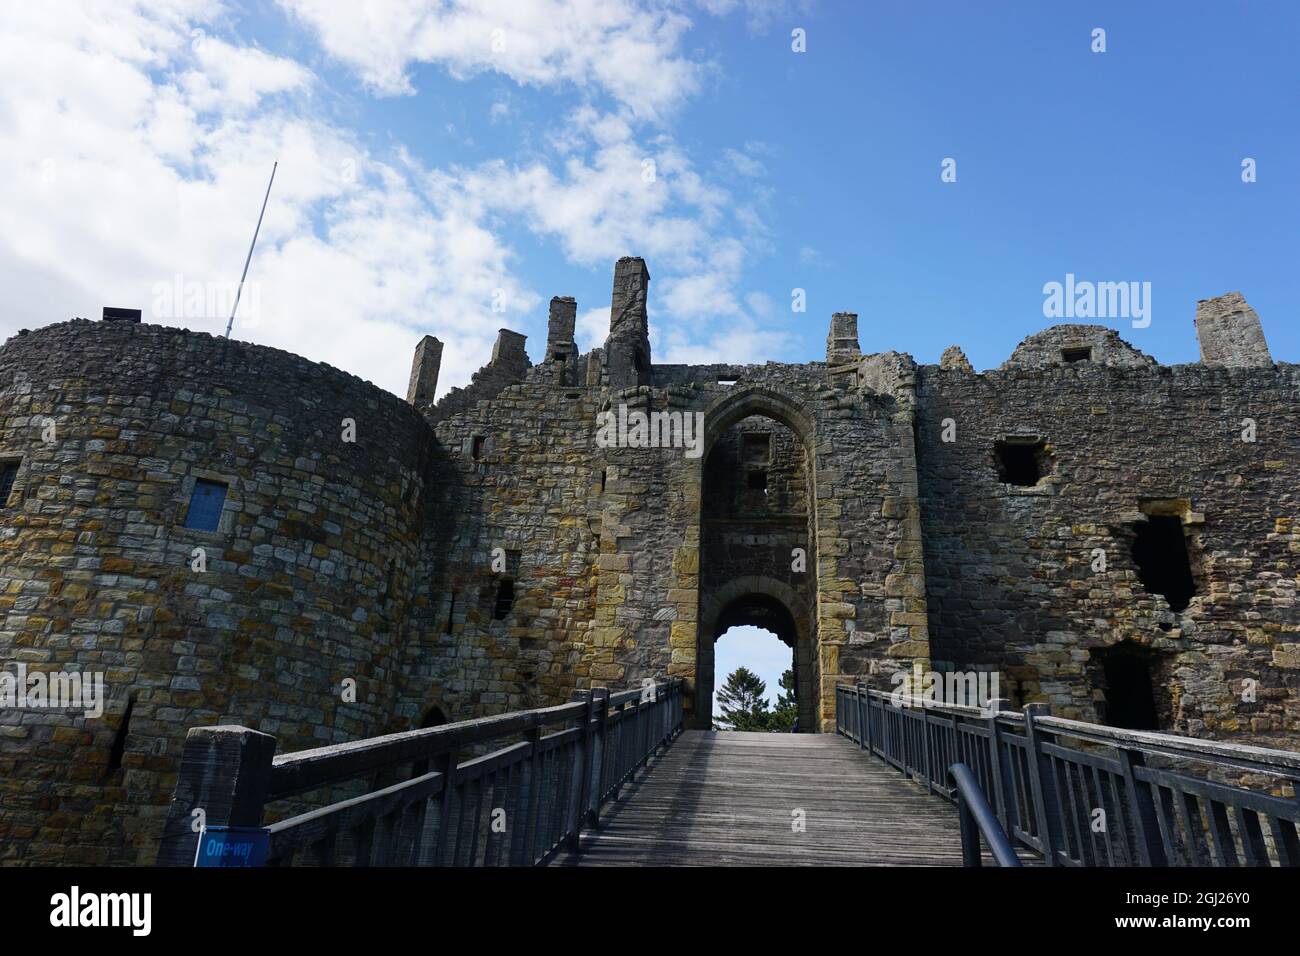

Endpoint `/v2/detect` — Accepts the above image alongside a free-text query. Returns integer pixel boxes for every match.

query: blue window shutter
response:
[184,479,228,531]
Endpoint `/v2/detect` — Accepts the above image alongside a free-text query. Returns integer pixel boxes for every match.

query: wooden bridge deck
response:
[558,730,974,866]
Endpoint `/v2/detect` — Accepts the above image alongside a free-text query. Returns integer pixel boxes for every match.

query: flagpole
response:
[225,160,277,338]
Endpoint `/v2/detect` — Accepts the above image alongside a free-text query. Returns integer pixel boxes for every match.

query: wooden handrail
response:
[158,678,685,867]
[835,682,1300,868]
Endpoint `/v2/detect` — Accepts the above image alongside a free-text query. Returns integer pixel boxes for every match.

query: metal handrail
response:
[949,762,1022,867]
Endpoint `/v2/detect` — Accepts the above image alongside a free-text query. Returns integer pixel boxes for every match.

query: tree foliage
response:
[716,667,799,732]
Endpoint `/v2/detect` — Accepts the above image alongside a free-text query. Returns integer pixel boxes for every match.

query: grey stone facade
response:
[0,261,1296,865]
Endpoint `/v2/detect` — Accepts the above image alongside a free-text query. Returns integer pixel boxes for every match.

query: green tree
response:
[768,669,798,732]
[715,666,771,731]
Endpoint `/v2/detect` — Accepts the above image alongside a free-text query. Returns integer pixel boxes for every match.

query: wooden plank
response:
[556,731,1012,867]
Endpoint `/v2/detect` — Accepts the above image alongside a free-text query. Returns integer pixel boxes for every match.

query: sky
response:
[714,625,790,716]
[2,1,1296,405]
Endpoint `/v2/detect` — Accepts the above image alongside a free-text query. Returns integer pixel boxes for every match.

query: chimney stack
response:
[406,335,443,406]
[826,312,861,364]
[605,257,651,390]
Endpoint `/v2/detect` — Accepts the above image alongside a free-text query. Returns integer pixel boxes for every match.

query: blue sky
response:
[714,625,791,716]
[4,1,1295,399]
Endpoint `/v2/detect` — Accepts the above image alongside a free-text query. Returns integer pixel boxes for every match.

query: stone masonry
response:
[0,261,1296,865]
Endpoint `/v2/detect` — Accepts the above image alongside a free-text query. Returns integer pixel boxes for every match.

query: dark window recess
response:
[183,479,228,531]
[0,461,19,507]
[419,706,448,729]
[1062,347,1092,363]
[445,591,456,635]
[1100,652,1160,730]
[994,440,1045,486]
[600,470,607,493]
[493,579,515,620]
[552,352,566,362]
[1131,515,1196,612]
[104,694,135,779]
[742,433,771,464]
[471,436,486,460]
[747,469,768,494]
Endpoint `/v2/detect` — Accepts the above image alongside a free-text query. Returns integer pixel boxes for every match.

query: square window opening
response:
[183,478,228,532]
[994,439,1046,487]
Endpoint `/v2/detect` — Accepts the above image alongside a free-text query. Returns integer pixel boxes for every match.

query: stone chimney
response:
[406,335,443,406]
[491,328,529,369]
[605,257,651,390]
[546,296,579,385]
[1195,292,1272,367]
[826,312,861,364]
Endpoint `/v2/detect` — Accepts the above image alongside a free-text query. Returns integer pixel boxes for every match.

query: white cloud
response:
[0,0,794,399]
[278,0,703,121]
[0,0,537,399]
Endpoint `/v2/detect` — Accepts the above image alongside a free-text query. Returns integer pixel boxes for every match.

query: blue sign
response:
[194,826,270,867]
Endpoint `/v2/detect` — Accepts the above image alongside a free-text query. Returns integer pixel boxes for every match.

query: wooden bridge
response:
[557,731,972,866]
[158,678,1300,868]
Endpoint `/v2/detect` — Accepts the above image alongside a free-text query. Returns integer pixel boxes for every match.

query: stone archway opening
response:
[713,624,795,730]
[702,593,815,731]
[697,399,819,731]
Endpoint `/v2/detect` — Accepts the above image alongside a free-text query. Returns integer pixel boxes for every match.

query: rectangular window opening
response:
[0,461,20,508]
[471,435,486,460]
[994,438,1046,487]
[1062,346,1092,363]
[183,478,228,532]
[1131,514,1196,612]
[742,433,771,465]
[747,469,768,495]
[493,579,515,620]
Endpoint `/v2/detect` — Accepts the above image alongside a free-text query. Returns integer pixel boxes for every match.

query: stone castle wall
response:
[0,263,1296,867]
[0,321,431,864]
[916,357,1300,743]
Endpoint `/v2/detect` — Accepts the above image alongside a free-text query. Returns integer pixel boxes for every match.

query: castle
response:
[1,256,1297,864]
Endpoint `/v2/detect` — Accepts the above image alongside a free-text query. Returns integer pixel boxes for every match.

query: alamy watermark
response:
[152,274,262,328]
[1042,273,1151,328]
[1,663,104,719]
[890,663,1001,716]
[595,404,706,459]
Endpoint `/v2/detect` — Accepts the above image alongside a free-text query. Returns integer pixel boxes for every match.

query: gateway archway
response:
[696,388,820,730]
[699,584,815,731]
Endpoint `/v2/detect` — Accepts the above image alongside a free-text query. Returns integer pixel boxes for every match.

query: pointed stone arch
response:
[694,384,823,730]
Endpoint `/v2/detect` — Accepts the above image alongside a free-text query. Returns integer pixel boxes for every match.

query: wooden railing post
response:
[1022,703,1061,866]
[984,698,1013,832]
[517,721,545,866]
[1118,745,1167,866]
[156,725,276,866]
[568,690,596,853]
[920,701,933,793]
[432,747,460,866]
[859,684,872,755]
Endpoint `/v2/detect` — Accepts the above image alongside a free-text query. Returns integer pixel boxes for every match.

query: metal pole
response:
[225,161,277,338]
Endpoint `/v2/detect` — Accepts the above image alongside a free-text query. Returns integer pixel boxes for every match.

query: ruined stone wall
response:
[0,321,432,864]
[405,380,602,724]
[916,357,1300,745]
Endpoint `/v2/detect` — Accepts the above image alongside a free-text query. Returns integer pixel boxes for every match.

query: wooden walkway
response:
[558,730,974,866]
